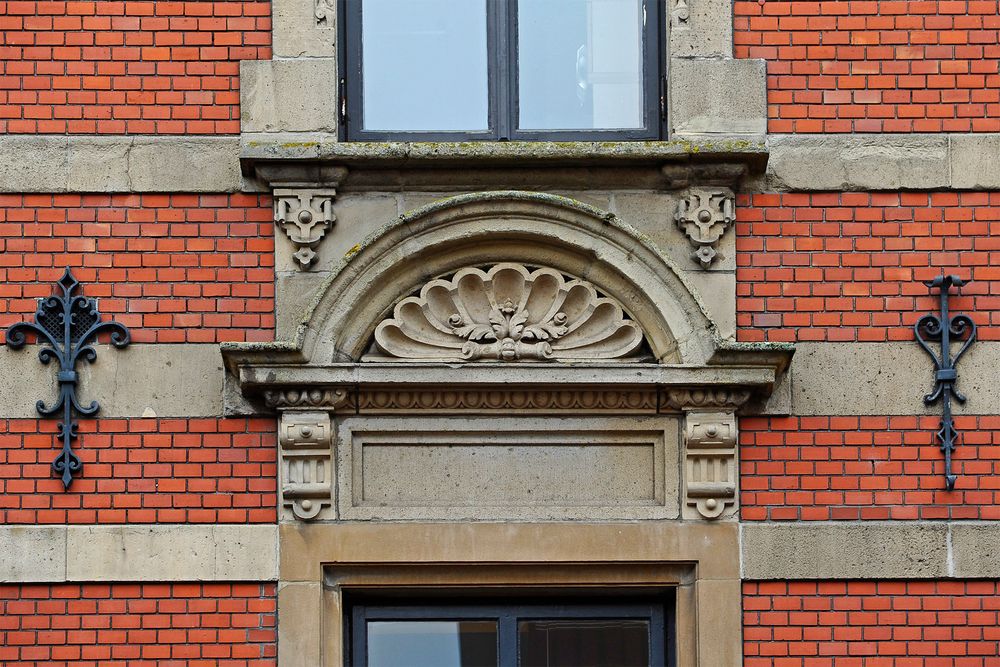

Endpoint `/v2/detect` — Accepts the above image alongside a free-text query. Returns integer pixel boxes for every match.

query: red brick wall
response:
[734,0,1000,133]
[0,582,277,666]
[0,193,275,343]
[744,580,1000,666]
[737,192,1000,343]
[741,415,1000,521]
[0,0,271,134]
[0,417,277,524]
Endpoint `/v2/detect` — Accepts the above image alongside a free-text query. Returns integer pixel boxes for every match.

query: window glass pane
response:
[518,619,651,667]
[367,620,498,667]
[361,0,489,132]
[518,0,645,131]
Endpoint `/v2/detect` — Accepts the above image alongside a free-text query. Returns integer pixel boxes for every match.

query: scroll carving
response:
[671,0,691,29]
[279,411,334,521]
[674,189,735,268]
[274,188,337,269]
[373,263,646,362]
[315,0,335,27]
[682,411,737,520]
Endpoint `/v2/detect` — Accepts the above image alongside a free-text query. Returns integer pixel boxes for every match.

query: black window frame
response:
[348,600,672,667]
[339,0,667,142]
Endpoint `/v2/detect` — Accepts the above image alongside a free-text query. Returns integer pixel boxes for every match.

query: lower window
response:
[349,602,669,667]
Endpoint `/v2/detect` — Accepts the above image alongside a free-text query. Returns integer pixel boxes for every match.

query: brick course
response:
[0,417,277,524]
[737,192,1000,343]
[744,580,1000,666]
[0,193,275,343]
[741,415,1000,521]
[0,582,277,666]
[735,0,1000,133]
[0,0,271,134]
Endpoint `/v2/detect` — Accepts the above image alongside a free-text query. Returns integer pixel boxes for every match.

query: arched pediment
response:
[294,191,719,366]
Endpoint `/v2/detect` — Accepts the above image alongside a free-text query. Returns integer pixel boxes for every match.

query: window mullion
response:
[498,610,517,667]
[493,0,513,141]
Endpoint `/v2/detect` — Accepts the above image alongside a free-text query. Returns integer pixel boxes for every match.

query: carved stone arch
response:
[294,191,720,365]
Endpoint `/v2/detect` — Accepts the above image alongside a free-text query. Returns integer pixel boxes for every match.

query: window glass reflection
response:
[362,0,489,132]
[367,620,498,667]
[518,618,651,667]
[518,0,645,130]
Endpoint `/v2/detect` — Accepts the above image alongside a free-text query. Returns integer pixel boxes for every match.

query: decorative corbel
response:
[279,410,335,520]
[674,189,735,268]
[682,411,738,520]
[274,188,338,269]
[671,0,691,29]
[315,0,335,27]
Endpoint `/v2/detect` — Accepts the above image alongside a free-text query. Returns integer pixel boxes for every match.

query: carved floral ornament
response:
[674,189,735,269]
[372,263,647,363]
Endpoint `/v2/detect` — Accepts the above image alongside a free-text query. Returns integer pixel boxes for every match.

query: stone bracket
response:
[274,188,338,269]
[682,410,737,520]
[674,188,735,269]
[279,410,335,521]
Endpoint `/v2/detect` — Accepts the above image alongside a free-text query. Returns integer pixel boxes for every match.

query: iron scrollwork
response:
[914,274,976,490]
[4,268,131,489]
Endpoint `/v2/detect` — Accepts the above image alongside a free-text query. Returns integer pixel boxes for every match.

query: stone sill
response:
[240,133,769,189]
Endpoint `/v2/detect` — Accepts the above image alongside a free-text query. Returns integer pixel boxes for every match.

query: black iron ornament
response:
[4,268,131,489]
[914,274,977,491]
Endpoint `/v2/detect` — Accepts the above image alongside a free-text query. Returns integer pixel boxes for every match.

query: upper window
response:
[341,0,665,141]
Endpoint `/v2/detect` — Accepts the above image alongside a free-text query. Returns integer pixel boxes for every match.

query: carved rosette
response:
[279,411,334,521]
[274,189,337,269]
[682,411,737,520]
[372,263,646,362]
[674,189,735,269]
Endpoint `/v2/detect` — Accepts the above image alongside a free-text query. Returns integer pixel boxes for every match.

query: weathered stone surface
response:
[65,525,277,581]
[768,134,950,190]
[278,582,324,667]
[786,342,1000,416]
[335,416,680,521]
[670,58,767,136]
[0,526,65,583]
[950,523,1000,578]
[129,137,242,192]
[240,59,339,134]
[272,0,337,58]
[0,136,242,192]
[950,134,1000,189]
[742,523,949,579]
[276,272,330,339]
[669,0,733,58]
[0,344,225,418]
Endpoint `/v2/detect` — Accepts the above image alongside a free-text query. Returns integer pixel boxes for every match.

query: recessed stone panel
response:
[335,416,680,521]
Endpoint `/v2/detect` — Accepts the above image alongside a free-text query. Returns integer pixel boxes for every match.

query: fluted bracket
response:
[682,410,738,520]
[279,410,334,520]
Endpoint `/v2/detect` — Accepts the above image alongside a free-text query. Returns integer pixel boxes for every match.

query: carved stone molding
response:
[350,388,660,414]
[674,189,735,268]
[663,388,751,411]
[682,411,737,520]
[372,263,646,362]
[265,387,349,410]
[279,411,334,521]
[671,0,691,29]
[273,188,337,269]
[314,0,335,27]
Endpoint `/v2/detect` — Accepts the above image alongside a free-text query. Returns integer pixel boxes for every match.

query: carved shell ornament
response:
[372,263,647,362]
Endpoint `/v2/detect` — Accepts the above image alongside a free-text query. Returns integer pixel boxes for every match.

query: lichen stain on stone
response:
[344,243,362,260]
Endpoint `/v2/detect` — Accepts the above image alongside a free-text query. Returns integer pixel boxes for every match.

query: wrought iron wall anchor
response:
[915,274,977,491]
[4,268,130,489]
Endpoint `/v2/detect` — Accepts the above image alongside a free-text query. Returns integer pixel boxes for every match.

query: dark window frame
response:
[348,601,671,667]
[339,0,667,142]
